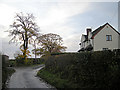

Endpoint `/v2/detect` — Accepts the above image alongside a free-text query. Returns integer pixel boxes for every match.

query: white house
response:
[78,23,120,52]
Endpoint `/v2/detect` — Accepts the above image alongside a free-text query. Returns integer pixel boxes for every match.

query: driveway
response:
[7,64,55,89]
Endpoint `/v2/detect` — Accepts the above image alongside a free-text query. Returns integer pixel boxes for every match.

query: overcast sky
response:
[0,0,119,59]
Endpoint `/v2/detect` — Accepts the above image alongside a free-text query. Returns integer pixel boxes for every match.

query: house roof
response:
[84,35,88,40]
[91,23,120,39]
[82,35,88,42]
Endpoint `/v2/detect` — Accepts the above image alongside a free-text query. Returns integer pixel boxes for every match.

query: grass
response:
[2,68,15,89]
[7,68,15,76]
[37,68,77,89]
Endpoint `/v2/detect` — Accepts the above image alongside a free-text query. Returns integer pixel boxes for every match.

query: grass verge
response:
[2,68,15,90]
[37,68,77,89]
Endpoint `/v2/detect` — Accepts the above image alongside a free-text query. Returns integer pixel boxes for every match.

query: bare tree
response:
[8,12,40,61]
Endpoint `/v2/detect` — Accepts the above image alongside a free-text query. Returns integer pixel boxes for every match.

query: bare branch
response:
[7,12,40,60]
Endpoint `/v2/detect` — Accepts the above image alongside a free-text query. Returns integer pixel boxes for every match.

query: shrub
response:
[44,50,120,88]
[2,55,15,89]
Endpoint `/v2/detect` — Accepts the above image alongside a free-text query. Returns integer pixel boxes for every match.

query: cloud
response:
[1,36,36,59]
[1,0,119,3]
[0,1,118,58]
[0,4,18,26]
[38,2,89,26]
[35,2,90,51]
[36,2,90,39]
[63,33,81,52]
[1,37,20,59]
[0,25,9,38]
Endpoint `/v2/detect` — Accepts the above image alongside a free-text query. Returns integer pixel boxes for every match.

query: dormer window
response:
[106,35,112,41]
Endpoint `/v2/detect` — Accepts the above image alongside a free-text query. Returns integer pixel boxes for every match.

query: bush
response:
[2,55,15,89]
[37,68,76,89]
[8,60,16,67]
[44,50,120,88]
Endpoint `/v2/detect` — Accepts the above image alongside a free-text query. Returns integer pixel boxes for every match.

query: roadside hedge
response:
[44,50,120,88]
[2,55,15,89]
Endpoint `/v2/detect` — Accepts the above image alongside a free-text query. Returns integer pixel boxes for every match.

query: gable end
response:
[91,23,120,39]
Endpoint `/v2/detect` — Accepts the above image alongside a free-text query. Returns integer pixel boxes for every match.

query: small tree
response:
[8,12,40,64]
[31,37,39,59]
[37,33,67,56]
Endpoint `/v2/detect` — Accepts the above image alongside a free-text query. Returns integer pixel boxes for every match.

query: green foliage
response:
[2,55,15,89]
[14,56,45,66]
[37,33,67,56]
[15,54,25,65]
[8,60,16,67]
[2,68,15,89]
[37,68,76,89]
[43,50,120,88]
[8,12,40,62]
[14,50,34,66]
[27,58,45,65]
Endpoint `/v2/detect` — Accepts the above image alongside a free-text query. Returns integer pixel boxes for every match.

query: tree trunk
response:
[23,39,26,57]
[34,40,37,64]
[23,29,28,62]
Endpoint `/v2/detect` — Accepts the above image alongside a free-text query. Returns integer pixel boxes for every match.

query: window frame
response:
[106,35,112,41]
[103,48,108,50]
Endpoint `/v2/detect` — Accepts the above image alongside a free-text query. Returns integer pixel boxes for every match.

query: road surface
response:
[7,64,55,89]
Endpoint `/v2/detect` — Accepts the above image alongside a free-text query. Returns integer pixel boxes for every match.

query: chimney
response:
[86,28,92,36]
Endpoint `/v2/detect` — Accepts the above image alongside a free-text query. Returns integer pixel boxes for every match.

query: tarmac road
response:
[7,64,55,89]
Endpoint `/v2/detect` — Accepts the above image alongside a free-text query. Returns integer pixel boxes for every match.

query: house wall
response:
[88,32,93,46]
[88,31,92,40]
[81,35,86,48]
[84,41,89,48]
[119,35,120,49]
[80,33,93,49]
[81,40,91,49]
[93,25,119,51]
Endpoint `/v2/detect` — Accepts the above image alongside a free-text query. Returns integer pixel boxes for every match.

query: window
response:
[103,48,108,50]
[106,35,112,41]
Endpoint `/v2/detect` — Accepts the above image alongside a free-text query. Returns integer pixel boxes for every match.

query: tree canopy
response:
[36,33,67,56]
[7,12,67,64]
[8,12,40,62]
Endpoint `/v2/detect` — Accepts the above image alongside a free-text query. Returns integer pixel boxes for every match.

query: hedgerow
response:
[44,50,120,88]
